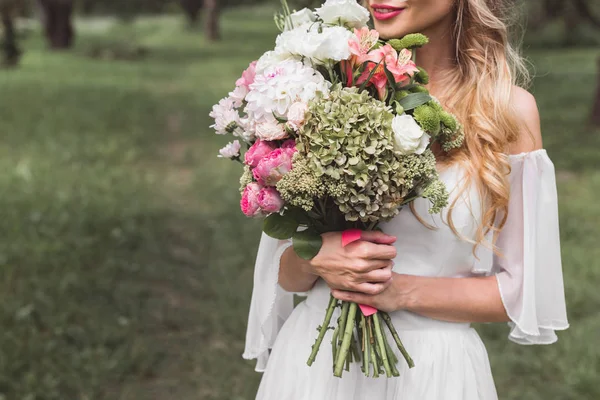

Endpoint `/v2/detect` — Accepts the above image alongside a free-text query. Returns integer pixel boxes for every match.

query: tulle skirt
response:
[256,285,498,400]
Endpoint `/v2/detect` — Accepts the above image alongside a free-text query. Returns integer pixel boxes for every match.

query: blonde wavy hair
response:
[421,0,531,253]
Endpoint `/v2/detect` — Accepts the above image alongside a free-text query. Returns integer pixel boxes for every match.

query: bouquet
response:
[210,0,463,378]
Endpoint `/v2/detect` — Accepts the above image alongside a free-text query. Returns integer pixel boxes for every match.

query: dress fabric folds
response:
[243,149,568,399]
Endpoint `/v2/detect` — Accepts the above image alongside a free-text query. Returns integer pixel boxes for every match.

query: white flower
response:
[209,97,240,135]
[287,101,308,131]
[315,0,370,29]
[255,118,288,141]
[255,50,297,73]
[285,8,317,30]
[229,85,248,108]
[275,24,353,66]
[245,59,330,123]
[391,114,431,155]
[218,140,241,158]
[238,116,256,142]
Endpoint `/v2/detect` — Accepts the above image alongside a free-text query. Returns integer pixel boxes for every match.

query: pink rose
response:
[286,102,308,131]
[253,148,294,186]
[244,139,276,168]
[240,182,263,217]
[236,61,258,90]
[255,119,288,141]
[257,187,284,213]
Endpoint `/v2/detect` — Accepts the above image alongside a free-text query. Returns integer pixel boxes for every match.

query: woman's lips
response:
[371,5,404,21]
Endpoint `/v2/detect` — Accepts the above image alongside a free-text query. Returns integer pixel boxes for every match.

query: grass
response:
[0,7,599,400]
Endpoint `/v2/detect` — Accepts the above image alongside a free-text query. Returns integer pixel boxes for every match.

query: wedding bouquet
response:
[210,0,463,378]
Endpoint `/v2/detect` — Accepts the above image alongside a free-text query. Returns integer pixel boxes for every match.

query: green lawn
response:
[0,7,599,400]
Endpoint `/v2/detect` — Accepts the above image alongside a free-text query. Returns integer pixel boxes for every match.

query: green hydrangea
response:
[421,180,448,214]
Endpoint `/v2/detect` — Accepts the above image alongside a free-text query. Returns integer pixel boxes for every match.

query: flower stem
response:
[373,312,393,377]
[367,317,379,378]
[382,329,400,377]
[307,295,337,366]
[333,302,358,377]
[361,314,369,375]
[381,311,415,368]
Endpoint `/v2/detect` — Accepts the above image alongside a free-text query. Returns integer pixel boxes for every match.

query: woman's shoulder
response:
[509,86,543,155]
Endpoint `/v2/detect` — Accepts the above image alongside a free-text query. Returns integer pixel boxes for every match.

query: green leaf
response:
[398,92,432,111]
[263,213,299,240]
[292,229,323,260]
[383,62,396,102]
[272,112,288,124]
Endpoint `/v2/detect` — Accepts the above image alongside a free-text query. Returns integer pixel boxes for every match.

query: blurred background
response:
[0,0,598,399]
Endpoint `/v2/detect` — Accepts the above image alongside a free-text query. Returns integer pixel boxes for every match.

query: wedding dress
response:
[243,149,569,399]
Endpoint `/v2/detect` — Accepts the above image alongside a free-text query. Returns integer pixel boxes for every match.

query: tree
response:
[592,57,600,127]
[0,0,20,66]
[38,0,75,49]
[180,0,202,28]
[204,0,220,41]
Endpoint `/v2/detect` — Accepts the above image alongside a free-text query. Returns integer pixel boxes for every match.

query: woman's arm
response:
[332,273,509,323]
[278,246,319,293]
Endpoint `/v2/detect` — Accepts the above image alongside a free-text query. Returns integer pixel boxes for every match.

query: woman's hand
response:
[330,273,414,313]
[308,231,398,295]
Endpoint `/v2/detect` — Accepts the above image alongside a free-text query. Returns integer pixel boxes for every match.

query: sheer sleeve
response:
[480,149,569,344]
[242,233,294,371]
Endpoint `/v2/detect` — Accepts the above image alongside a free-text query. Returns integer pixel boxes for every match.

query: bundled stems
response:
[381,311,415,368]
[307,295,338,366]
[334,302,358,377]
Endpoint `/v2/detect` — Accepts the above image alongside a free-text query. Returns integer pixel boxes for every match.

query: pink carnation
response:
[257,187,284,213]
[244,139,276,168]
[253,148,294,186]
[240,182,263,217]
[281,139,297,150]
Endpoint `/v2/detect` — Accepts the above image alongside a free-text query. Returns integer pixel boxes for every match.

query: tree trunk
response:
[203,0,220,41]
[38,0,74,49]
[180,0,202,28]
[591,57,600,127]
[0,3,20,67]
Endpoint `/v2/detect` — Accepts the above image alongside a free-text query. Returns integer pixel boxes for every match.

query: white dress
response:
[243,150,569,399]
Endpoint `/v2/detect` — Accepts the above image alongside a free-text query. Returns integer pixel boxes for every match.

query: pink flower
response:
[253,148,294,186]
[348,27,379,66]
[255,119,288,141]
[286,102,308,131]
[245,139,276,168]
[257,187,284,213]
[281,139,297,151]
[236,60,258,90]
[356,44,419,100]
[240,182,263,217]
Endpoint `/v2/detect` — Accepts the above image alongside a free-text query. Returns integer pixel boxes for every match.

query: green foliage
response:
[263,213,299,239]
[292,229,322,260]
[387,33,429,51]
[413,104,441,135]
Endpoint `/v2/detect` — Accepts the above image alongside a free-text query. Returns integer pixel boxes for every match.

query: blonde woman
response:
[244,0,569,398]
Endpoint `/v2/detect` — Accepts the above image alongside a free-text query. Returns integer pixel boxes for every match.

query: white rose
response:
[218,140,241,159]
[315,0,370,29]
[287,101,308,131]
[285,8,317,30]
[391,114,431,155]
[255,119,288,141]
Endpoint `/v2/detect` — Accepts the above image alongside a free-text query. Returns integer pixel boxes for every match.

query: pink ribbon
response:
[341,229,378,317]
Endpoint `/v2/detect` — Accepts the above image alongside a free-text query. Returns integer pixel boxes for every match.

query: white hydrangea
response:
[209,97,240,135]
[315,0,370,29]
[275,24,353,66]
[244,59,330,123]
[392,114,431,155]
[255,50,298,74]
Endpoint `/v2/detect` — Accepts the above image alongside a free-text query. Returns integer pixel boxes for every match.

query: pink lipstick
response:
[371,4,405,21]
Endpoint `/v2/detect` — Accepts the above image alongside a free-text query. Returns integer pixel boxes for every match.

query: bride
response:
[243,0,569,398]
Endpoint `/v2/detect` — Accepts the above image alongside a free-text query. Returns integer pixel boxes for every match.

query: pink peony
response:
[240,182,263,217]
[255,119,288,141]
[236,61,258,90]
[244,139,276,168]
[253,148,294,186]
[281,139,297,151]
[286,102,309,131]
[257,187,285,213]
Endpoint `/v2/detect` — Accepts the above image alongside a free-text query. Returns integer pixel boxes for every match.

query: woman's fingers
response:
[354,281,390,295]
[348,241,397,261]
[359,230,397,245]
[358,264,393,283]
